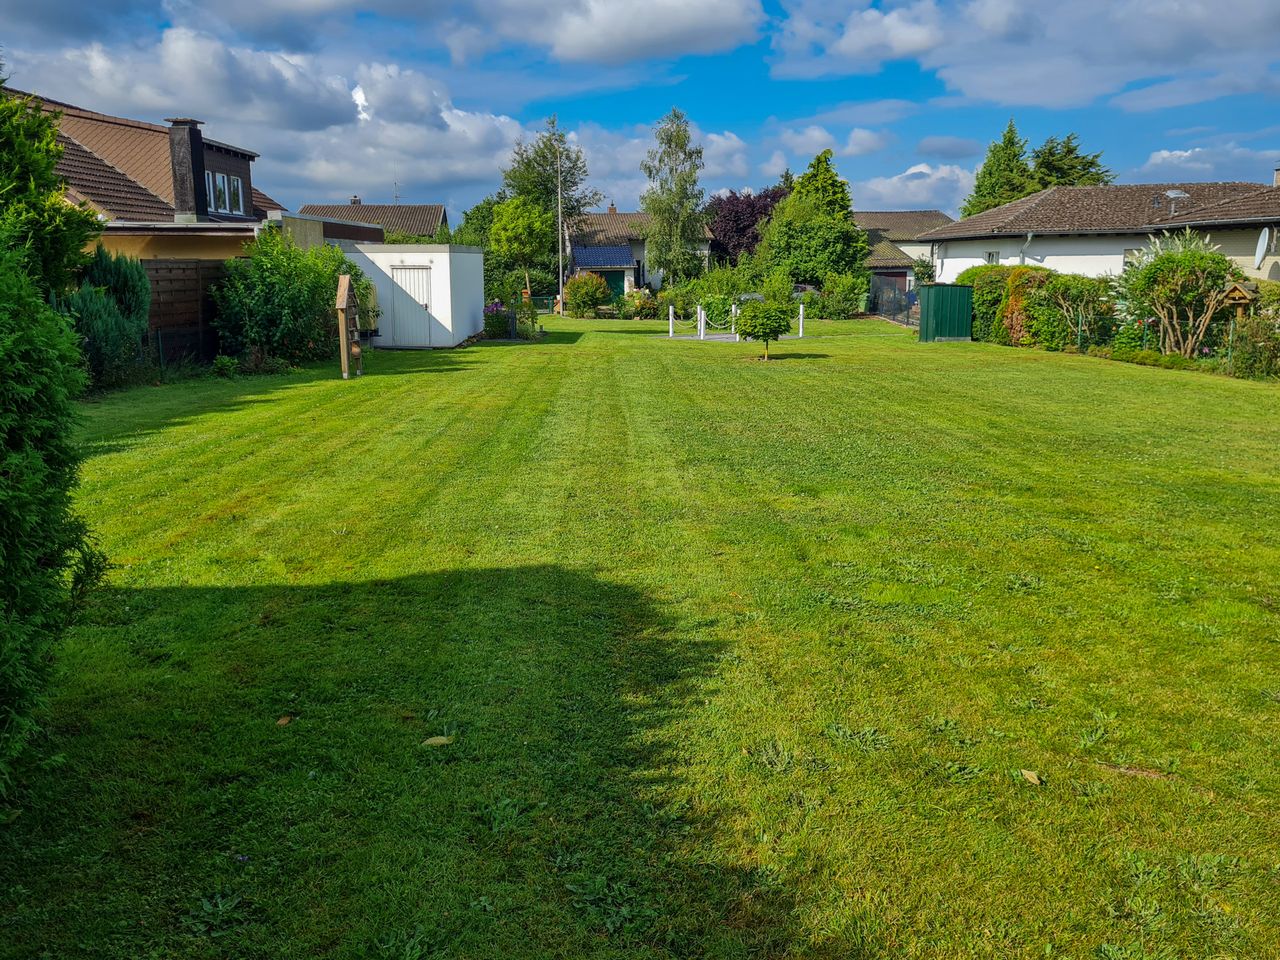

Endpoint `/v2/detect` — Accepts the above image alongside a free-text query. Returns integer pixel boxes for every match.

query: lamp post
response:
[557,142,564,315]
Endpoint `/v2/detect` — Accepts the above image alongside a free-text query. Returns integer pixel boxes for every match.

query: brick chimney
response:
[350,195,362,205]
[608,201,617,214]
[166,118,207,223]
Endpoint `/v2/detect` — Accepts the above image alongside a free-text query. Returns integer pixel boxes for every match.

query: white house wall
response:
[1200,227,1280,282]
[933,234,1142,283]
[933,227,1280,283]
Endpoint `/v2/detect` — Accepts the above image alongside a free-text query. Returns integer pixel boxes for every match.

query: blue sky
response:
[3,0,1278,220]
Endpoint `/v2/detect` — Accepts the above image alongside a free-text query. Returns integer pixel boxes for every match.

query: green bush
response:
[756,194,868,286]
[211,354,239,379]
[212,230,377,366]
[996,266,1053,345]
[58,245,152,390]
[0,246,100,793]
[702,293,732,328]
[563,272,611,317]
[1231,312,1280,380]
[622,288,657,320]
[762,268,795,310]
[1029,273,1112,350]
[961,265,1016,341]
[819,271,870,320]
[736,300,792,359]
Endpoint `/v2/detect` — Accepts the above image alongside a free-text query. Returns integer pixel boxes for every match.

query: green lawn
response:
[3,318,1280,959]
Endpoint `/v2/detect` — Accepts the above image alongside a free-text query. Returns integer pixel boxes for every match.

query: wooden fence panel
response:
[143,259,226,362]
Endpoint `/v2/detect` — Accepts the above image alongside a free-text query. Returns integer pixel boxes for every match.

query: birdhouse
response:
[336,275,363,379]
[1224,282,1257,308]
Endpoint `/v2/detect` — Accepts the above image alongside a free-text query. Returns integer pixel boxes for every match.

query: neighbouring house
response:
[15,89,289,359]
[568,203,713,296]
[919,177,1278,283]
[1157,184,1280,282]
[853,210,955,289]
[298,197,449,241]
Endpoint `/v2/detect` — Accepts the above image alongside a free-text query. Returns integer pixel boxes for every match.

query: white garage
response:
[340,243,485,348]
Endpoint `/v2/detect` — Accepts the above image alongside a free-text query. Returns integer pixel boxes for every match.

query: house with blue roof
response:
[568,204,712,296]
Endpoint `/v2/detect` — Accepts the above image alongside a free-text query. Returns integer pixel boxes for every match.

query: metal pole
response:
[798,302,805,338]
[668,304,674,338]
[698,305,705,340]
[557,142,564,316]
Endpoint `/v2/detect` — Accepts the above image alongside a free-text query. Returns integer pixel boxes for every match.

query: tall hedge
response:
[958,265,1016,342]
[0,245,98,792]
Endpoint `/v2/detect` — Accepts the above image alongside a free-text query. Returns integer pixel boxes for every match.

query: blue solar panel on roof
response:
[575,245,634,268]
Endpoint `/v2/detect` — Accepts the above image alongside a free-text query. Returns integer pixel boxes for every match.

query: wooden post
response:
[336,275,351,380]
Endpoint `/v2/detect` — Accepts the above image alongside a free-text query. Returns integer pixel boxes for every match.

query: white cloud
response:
[780,124,836,156]
[1139,144,1280,183]
[843,127,888,156]
[703,130,750,178]
[759,150,790,178]
[854,162,975,213]
[773,0,1280,110]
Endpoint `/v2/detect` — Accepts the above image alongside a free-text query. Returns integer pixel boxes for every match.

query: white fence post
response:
[698,305,705,340]
[798,302,805,338]
[668,304,674,338]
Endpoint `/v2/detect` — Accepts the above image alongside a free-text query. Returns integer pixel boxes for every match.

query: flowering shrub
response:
[483,300,514,339]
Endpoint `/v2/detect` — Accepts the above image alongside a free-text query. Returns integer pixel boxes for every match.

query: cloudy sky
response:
[3,0,1279,219]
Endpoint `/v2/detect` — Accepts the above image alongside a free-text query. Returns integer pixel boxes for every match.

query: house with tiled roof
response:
[15,89,286,260]
[853,210,954,289]
[4,87,299,358]
[297,198,448,240]
[568,204,712,296]
[918,176,1280,282]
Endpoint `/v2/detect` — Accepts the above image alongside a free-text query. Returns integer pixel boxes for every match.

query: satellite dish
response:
[1256,227,1271,271]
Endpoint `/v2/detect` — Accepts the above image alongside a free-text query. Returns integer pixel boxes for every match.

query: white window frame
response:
[213,173,230,213]
[984,250,1000,265]
[204,170,215,211]
[229,176,245,215]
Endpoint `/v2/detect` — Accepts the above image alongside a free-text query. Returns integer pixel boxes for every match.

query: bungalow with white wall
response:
[920,175,1280,283]
[568,204,712,296]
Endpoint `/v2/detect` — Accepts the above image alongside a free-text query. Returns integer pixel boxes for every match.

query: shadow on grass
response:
[0,566,833,959]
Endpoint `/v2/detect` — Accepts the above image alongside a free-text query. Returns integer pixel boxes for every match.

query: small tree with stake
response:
[736,300,792,360]
[489,196,554,296]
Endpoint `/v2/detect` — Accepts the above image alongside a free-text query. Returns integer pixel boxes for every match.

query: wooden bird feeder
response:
[336,274,363,380]
[1224,282,1257,320]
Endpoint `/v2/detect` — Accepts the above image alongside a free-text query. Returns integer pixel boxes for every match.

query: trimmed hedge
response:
[564,272,611,318]
[0,247,99,793]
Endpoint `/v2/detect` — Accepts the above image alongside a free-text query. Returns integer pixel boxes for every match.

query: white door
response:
[391,266,432,346]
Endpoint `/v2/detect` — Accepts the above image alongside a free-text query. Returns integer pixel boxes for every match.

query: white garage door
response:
[391,266,431,346]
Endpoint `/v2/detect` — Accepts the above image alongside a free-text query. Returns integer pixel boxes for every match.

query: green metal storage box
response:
[918,284,973,343]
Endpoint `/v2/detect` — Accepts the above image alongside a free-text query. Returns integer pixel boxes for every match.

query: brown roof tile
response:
[854,210,953,241]
[919,183,1268,242]
[571,210,713,244]
[863,231,916,269]
[297,203,447,236]
[56,134,174,222]
[1157,185,1280,227]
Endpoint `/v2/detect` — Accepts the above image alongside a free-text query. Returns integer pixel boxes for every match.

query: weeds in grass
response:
[181,889,248,939]
[1079,710,1117,750]
[824,723,891,752]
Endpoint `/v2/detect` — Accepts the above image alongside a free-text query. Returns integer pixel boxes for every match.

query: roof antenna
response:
[393,162,401,204]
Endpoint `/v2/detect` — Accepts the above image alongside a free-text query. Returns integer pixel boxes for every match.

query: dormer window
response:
[203,170,245,214]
